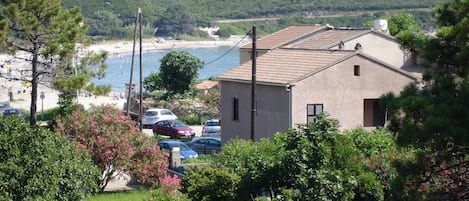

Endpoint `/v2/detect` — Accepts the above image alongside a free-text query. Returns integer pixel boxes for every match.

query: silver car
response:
[202,119,221,136]
[142,108,177,128]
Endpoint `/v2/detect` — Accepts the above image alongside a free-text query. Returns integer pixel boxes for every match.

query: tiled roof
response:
[240,25,325,50]
[290,29,371,49]
[195,80,218,90]
[218,49,354,85]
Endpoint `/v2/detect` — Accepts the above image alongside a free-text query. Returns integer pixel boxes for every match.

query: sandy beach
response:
[0,37,248,113]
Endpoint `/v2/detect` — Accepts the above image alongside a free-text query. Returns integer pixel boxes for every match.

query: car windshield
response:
[144,111,158,116]
[206,121,220,126]
[171,121,187,127]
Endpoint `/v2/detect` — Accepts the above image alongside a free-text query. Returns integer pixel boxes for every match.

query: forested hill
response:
[62,0,449,22]
[60,0,451,38]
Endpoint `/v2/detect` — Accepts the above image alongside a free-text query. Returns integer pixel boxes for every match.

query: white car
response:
[142,108,177,128]
[202,119,221,137]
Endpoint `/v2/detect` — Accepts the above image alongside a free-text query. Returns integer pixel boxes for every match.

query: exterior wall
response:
[291,55,415,130]
[240,49,270,64]
[334,33,408,68]
[220,81,290,143]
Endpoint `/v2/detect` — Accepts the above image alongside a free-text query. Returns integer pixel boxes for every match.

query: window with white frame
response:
[307,104,323,123]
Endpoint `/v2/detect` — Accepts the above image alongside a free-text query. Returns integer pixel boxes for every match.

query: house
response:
[195,80,218,96]
[218,23,422,141]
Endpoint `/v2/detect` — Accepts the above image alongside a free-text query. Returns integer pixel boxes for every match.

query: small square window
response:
[307,104,324,123]
[354,65,360,76]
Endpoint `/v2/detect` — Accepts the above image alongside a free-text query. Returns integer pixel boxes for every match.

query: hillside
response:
[60,0,451,38]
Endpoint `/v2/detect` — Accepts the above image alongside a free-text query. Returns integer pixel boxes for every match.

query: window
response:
[307,104,323,123]
[354,65,360,76]
[233,97,239,121]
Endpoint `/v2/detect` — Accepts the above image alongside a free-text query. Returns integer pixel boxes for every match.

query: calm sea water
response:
[92,46,240,92]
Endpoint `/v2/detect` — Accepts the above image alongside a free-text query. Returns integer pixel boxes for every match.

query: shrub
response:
[183,166,240,201]
[0,116,99,201]
[55,105,169,191]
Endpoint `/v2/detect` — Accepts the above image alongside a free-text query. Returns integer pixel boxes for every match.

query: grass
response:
[84,188,152,201]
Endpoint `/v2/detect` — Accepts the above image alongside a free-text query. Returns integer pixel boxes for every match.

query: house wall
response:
[291,55,415,130]
[220,81,290,143]
[333,33,408,68]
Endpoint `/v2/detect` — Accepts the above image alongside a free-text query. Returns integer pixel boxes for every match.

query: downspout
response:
[286,84,292,128]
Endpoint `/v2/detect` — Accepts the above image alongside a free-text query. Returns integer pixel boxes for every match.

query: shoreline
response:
[0,37,247,112]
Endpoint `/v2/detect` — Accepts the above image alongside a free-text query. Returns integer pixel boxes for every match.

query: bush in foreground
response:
[0,116,99,201]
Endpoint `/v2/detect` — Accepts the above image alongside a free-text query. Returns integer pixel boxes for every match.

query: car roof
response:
[190,136,221,141]
[205,119,219,122]
[158,140,184,145]
[146,108,170,112]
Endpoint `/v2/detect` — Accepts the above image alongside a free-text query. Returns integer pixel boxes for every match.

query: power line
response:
[203,35,249,66]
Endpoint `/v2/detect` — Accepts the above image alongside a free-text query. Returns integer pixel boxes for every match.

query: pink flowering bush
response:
[55,105,170,191]
[129,141,169,186]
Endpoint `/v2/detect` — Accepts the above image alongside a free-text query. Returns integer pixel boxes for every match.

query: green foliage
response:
[159,51,204,96]
[183,166,241,201]
[143,72,163,92]
[387,13,422,36]
[145,186,190,201]
[0,0,88,125]
[178,115,200,125]
[0,116,99,201]
[87,10,123,36]
[85,187,152,201]
[383,0,469,199]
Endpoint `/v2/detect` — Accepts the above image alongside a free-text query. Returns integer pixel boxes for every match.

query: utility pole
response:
[138,8,143,132]
[251,26,257,142]
[126,8,140,128]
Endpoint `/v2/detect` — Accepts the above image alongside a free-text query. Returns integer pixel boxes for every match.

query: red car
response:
[153,120,196,139]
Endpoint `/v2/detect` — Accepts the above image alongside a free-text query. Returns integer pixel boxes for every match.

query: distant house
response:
[218,23,422,141]
[195,80,218,96]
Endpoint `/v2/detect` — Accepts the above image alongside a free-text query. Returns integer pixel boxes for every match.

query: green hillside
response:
[60,0,451,38]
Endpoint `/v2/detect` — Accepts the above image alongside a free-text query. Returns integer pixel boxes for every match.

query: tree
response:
[0,0,87,125]
[87,10,123,36]
[387,13,422,36]
[0,116,99,200]
[143,72,163,92]
[159,51,203,96]
[53,50,111,118]
[154,3,196,37]
[55,105,169,191]
[382,0,469,199]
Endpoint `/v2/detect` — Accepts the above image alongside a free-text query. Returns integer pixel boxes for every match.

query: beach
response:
[0,37,247,112]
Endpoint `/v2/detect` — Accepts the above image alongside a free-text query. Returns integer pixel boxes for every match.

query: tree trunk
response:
[30,43,39,126]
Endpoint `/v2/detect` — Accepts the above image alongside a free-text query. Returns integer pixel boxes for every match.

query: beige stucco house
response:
[218,24,422,142]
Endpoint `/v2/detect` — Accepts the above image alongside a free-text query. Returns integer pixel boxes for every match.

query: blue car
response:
[157,140,198,160]
[186,136,221,154]
[3,107,22,117]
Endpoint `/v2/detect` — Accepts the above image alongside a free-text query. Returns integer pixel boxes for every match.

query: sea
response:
[92,46,240,92]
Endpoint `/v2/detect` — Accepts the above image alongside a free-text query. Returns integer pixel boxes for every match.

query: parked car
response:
[157,140,198,160]
[153,120,196,139]
[0,102,10,113]
[142,108,177,128]
[202,119,221,136]
[3,107,22,117]
[186,137,221,154]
